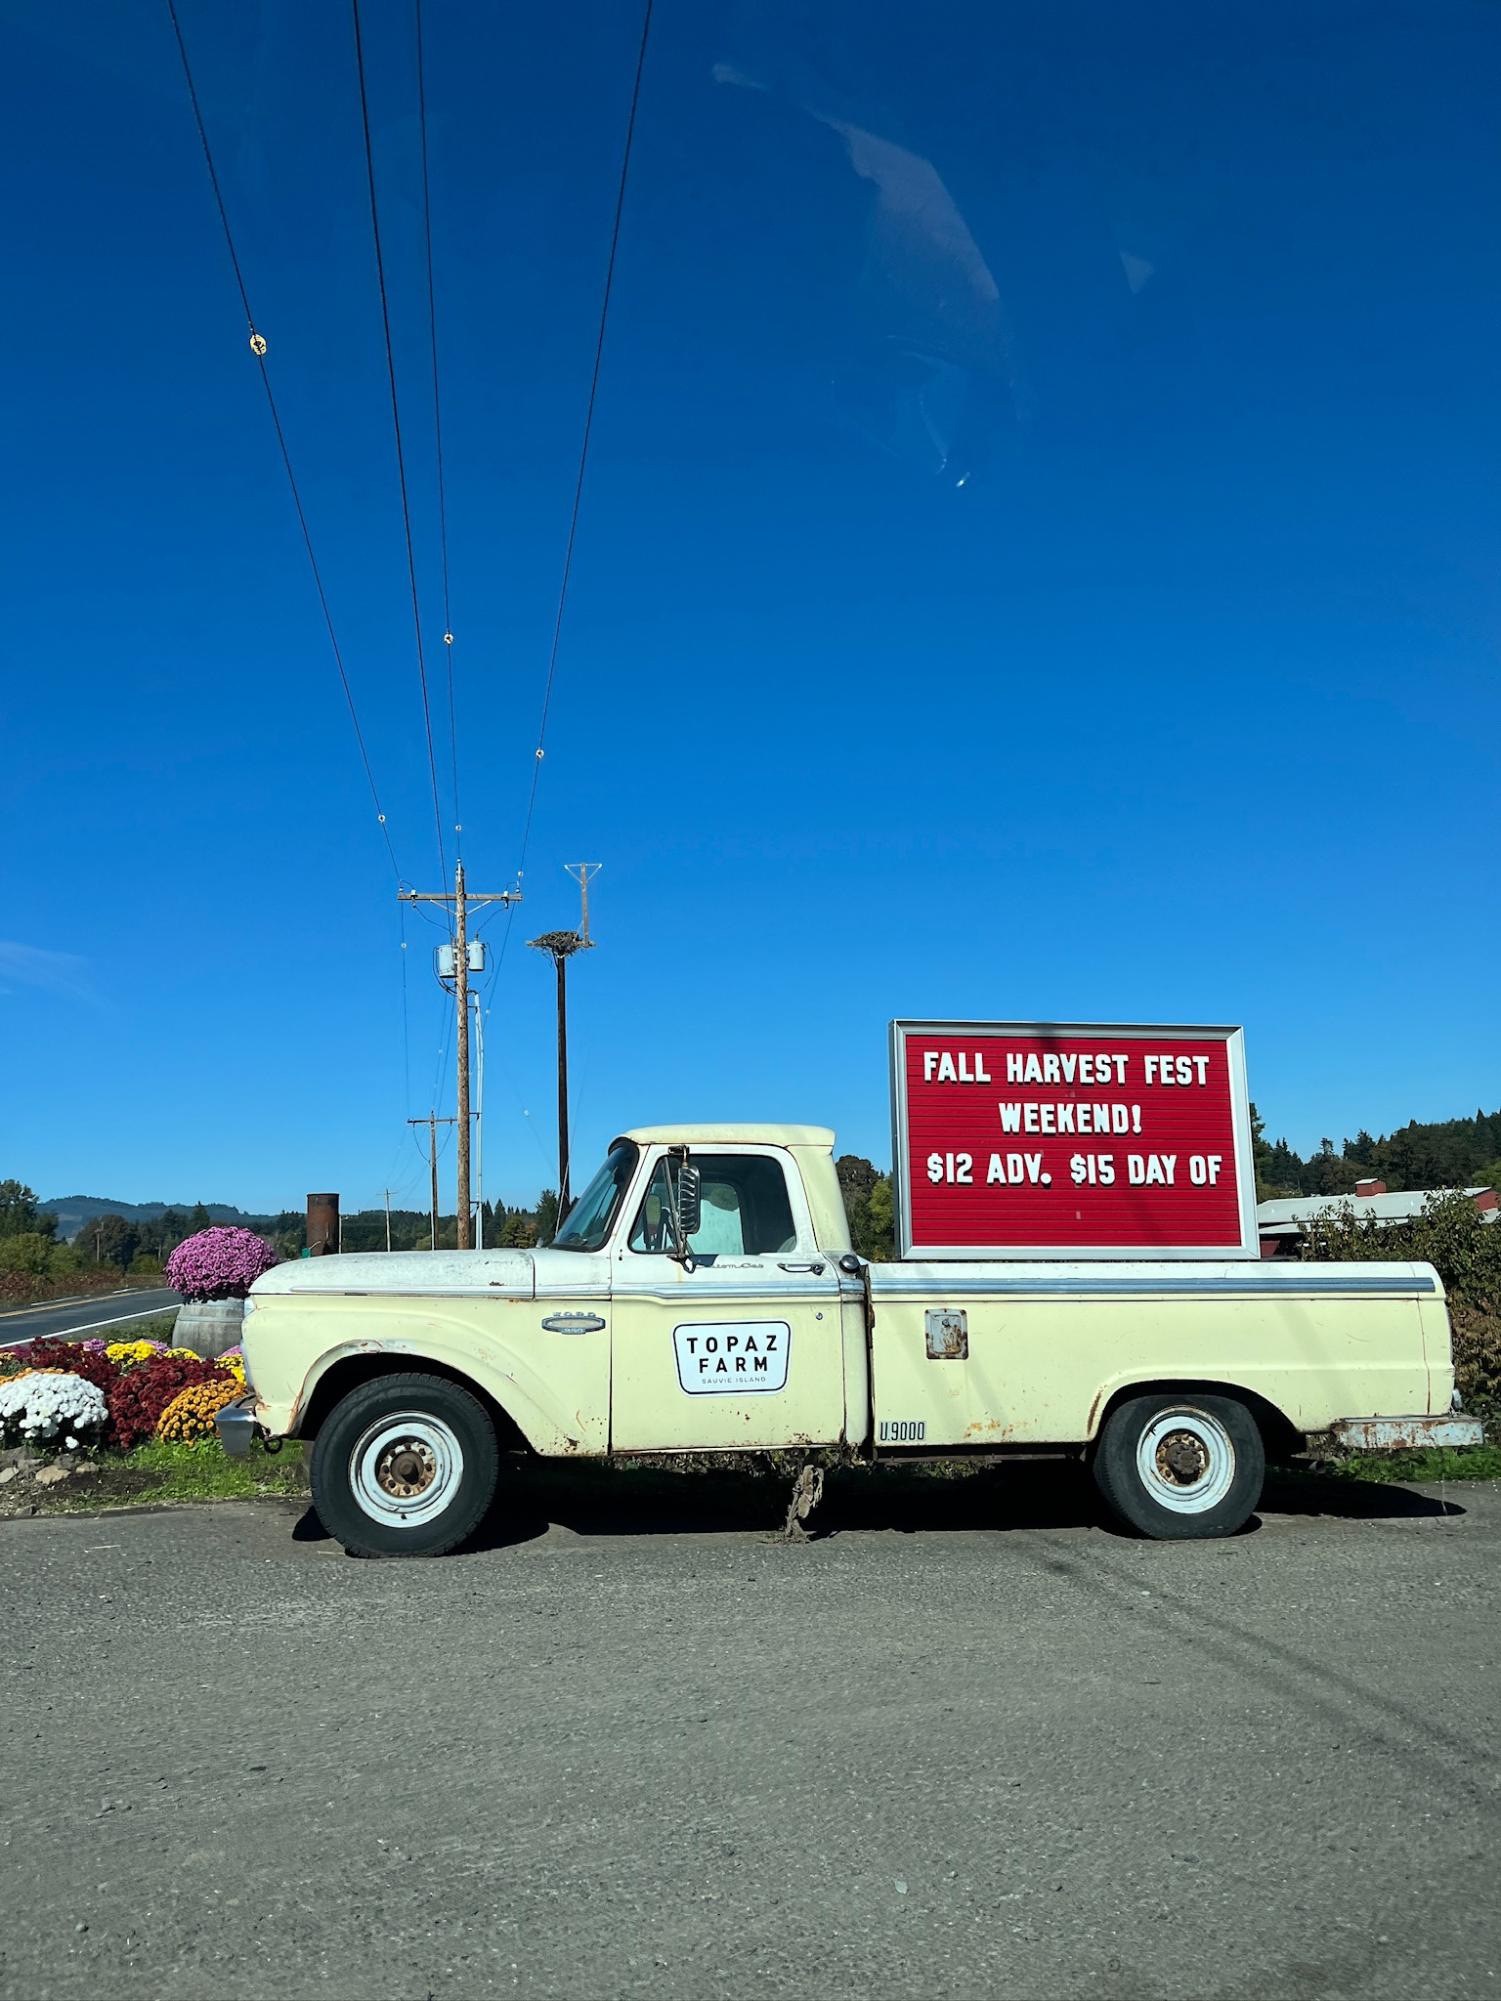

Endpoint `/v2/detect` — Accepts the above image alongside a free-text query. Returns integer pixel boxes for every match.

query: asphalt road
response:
[0,1287,179,1348]
[2,1471,1498,2001]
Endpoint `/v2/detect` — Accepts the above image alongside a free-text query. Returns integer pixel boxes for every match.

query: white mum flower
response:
[0,1372,107,1450]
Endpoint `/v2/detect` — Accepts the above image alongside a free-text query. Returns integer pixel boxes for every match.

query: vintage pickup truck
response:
[219,1122,1482,1554]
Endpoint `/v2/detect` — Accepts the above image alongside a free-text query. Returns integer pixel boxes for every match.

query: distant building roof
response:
[1257,1188,1497,1235]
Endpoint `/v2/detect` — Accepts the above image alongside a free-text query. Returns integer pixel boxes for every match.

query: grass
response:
[122,1439,309,1504]
[14,1439,312,1514]
[1326,1444,1501,1485]
[93,1438,1500,1514]
[8,1427,1498,1524]
[110,1312,180,1343]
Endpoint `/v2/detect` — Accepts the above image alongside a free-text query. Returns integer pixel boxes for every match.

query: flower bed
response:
[0,1336,249,1456]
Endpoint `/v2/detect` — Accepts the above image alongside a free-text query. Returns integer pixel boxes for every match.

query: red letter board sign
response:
[890,1021,1258,1260]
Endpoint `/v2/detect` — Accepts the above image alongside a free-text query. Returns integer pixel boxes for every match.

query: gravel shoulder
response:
[2,1474,1498,2001]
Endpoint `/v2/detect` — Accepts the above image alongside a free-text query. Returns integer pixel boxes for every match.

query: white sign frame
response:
[889,1019,1259,1262]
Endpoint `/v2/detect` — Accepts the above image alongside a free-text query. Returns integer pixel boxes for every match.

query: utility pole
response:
[527,933,587,1217]
[407,1111,459,1250]
[383,1189,392,1253]
[529,866,599,1222]
[399,864,520,1249]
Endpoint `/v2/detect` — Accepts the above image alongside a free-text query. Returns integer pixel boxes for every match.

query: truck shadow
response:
[448,1457,1464,1552]
[1261,1465,1466,1522]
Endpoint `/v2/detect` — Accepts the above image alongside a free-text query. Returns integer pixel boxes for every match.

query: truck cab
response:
[223,1122,1481,1555]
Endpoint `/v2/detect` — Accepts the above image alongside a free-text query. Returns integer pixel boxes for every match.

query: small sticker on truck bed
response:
[673,1322,791,1394]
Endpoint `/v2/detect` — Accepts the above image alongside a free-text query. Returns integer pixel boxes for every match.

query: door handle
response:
[541,1312,606,1335]
[778,1261,825,1275]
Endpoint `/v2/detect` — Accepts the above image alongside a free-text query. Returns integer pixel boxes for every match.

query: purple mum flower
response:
[165,1228,279,1301]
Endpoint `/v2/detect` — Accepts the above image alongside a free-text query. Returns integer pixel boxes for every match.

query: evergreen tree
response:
[85,1213,140,1269]
[535,1189,560,1244]
[0,1180,50,1239]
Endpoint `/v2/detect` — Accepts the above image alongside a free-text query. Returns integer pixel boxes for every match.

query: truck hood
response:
[250,1245,611,1300]
[250,1249,536,1298]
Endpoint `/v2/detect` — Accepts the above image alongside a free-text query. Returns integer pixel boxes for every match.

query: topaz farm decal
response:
[673,1322,791,1394]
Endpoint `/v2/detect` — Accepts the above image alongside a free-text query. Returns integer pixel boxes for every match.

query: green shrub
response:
[0,1235,83,1282]
[1301,1191,1501,1418]
[1301,1190,1499,1302]
[1451,1306,1501,1423]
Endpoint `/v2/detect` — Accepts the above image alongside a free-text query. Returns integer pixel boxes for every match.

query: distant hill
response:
[42,1195,261,1242]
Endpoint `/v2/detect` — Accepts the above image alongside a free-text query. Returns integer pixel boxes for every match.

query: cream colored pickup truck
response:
[219,1123,1481,1554]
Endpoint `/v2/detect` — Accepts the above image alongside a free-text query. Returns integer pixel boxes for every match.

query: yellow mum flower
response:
[156,1377,243,1444]
[105,1340,161,1367]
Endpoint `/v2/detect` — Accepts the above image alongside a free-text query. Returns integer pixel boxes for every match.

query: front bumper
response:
[1327,1413,1485,1452]
[215,1394,259,1458]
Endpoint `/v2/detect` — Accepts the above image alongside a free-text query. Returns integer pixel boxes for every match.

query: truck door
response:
[609,1147,846,1451]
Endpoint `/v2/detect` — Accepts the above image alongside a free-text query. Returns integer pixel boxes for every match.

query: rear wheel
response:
[311,1373,499,1557]
[1092,1393,1264,1539]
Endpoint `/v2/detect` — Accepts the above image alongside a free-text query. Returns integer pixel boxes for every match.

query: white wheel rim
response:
[350,1413,464,1528]
[1134,1407,1236,1515]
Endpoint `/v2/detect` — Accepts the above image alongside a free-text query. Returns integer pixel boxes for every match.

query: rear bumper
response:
[1327,1413,1485,1452]
[215,1395,260,1458]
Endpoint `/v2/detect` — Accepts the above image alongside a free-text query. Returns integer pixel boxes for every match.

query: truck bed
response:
[866,1259,1445,1449]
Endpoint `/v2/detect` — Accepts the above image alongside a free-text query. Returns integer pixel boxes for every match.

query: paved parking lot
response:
[2,1468,1497,2000]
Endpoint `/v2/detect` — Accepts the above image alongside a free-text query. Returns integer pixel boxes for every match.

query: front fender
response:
[244,1296,607,1455]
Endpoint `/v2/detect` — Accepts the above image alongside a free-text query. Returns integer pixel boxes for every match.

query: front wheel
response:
[311,1373,499,1557]
[1092,1393,1264,1540]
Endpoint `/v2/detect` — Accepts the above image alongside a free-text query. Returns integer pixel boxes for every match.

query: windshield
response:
[550,1142,640,1252]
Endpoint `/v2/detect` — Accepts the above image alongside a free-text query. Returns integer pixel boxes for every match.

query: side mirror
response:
[664,1150,701,1263]
[674,1163,702,1244]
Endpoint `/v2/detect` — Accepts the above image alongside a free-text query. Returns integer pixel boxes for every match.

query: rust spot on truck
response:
[963,1417,1007,1439]
[1328,1414,1485,1451]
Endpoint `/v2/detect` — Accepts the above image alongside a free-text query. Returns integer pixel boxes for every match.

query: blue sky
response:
[3,0,1498,1215]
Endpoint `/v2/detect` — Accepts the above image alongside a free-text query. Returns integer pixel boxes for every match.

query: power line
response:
[414,0,461,858]
[514,0,654,884]
[351,0,450,887]
[165,0,401,884]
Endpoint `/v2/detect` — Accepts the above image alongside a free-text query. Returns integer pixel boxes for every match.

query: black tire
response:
[1092,1392,1264,1540]
[310,1372,499,1558]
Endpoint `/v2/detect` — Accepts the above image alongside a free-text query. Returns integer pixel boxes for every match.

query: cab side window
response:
[629,1155,798,1257]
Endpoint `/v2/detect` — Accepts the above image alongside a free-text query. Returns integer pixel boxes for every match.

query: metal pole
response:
[565,862,602,944]
[473,992,485,1250]
[454,860,472,1249]
[306,1193,339,1257]
[384,1189,392,1253]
